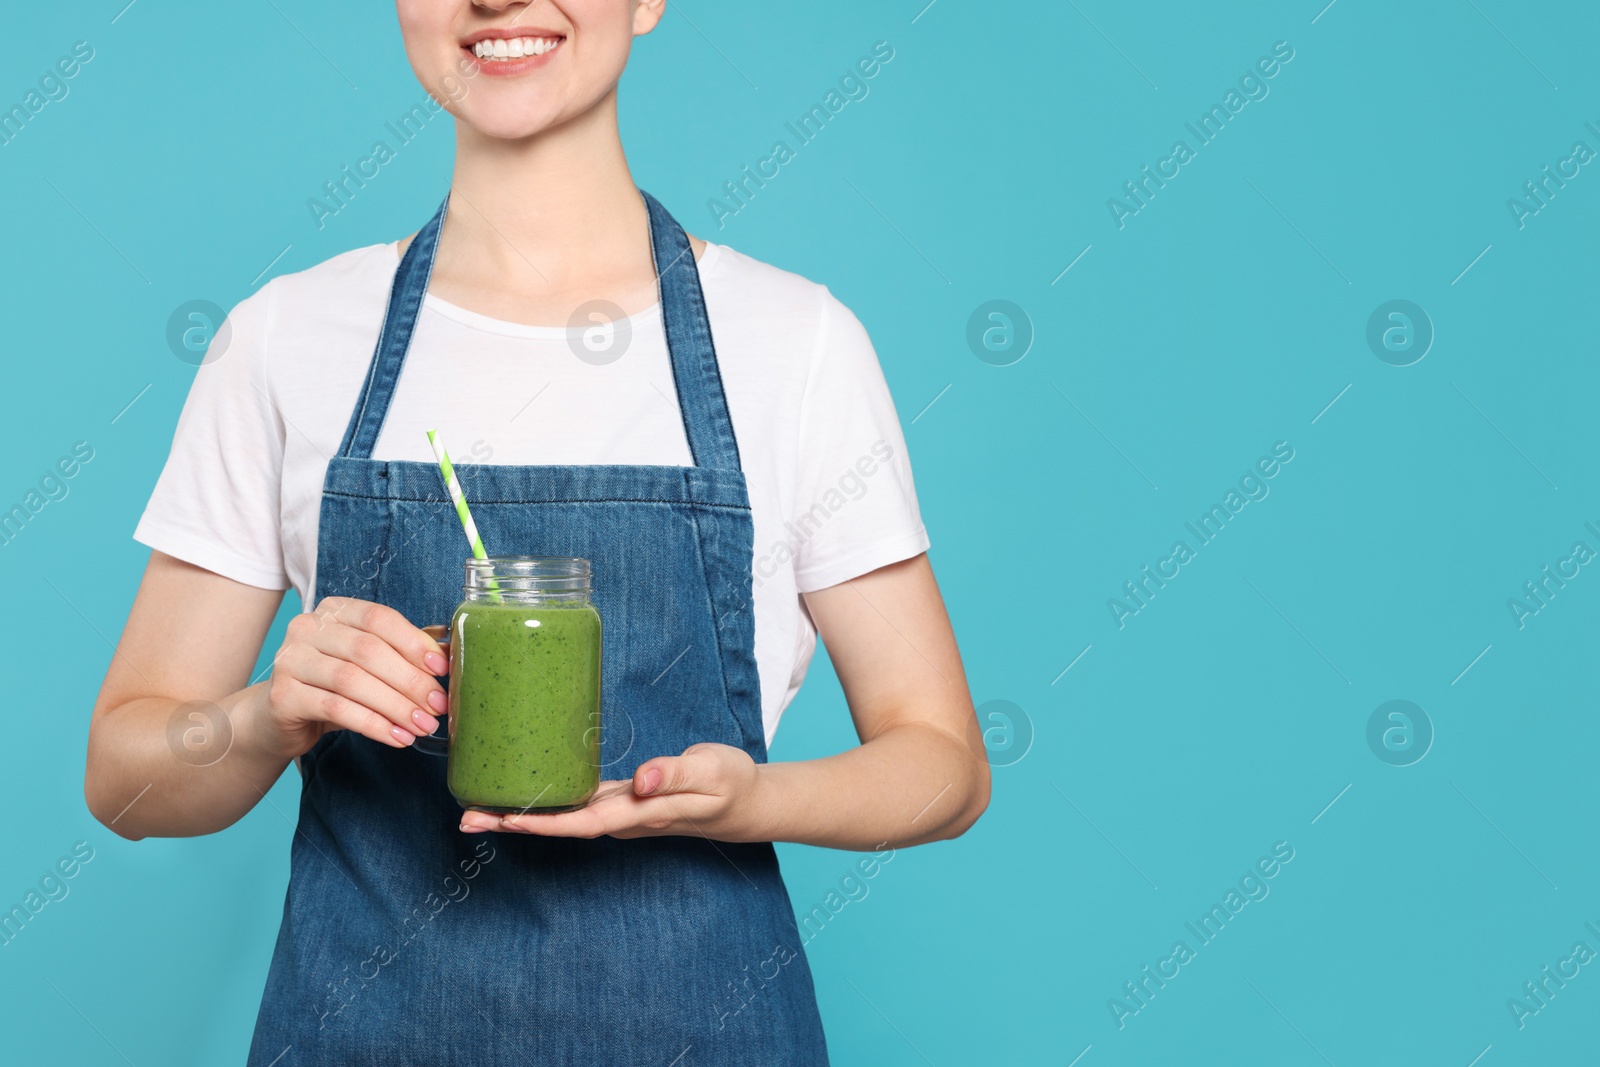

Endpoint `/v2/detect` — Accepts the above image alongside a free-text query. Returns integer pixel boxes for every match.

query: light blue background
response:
[3,1,1597,1064]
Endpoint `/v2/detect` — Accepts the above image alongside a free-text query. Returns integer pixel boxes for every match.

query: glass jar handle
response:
[414,624,451,757]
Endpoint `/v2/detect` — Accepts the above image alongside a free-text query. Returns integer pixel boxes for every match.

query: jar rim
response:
[464,555,591,571]
[462,556,592,600]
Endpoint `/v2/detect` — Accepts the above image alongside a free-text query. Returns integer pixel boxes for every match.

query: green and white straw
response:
[426,429,499,600]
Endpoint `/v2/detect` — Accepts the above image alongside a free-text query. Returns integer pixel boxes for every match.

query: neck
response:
[442,90,648,282]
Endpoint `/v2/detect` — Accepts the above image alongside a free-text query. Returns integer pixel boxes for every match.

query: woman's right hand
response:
[254,597,449,759]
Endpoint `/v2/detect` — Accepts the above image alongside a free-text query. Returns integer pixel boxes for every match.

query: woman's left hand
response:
[458,742,762,840]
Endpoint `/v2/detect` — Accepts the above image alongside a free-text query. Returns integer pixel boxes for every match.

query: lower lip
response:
[461,42,563,78]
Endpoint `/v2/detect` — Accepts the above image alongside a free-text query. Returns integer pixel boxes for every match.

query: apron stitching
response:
[368,498,397,608]
[679,474,750,754]
[323,491,750,509]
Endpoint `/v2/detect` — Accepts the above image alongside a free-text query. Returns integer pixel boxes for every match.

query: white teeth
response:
[473,37,560,60]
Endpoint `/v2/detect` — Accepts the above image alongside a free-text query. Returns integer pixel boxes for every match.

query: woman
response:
[86,1,988,1063]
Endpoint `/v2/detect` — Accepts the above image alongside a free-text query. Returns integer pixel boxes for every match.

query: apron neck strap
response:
[336,190,742,473]
[337,195,448,460]
[642,190,741,472]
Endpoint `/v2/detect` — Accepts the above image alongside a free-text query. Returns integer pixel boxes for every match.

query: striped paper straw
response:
[426,429,499,601]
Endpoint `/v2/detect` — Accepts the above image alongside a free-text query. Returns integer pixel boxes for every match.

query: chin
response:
[456,104,571,142]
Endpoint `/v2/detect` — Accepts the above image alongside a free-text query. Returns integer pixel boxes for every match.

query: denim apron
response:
[246,192,830,1066]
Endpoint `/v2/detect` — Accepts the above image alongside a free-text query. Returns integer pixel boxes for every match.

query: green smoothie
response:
[446,600,602,813]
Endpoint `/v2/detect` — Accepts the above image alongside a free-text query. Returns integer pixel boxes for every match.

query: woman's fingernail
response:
[412,709,440,734]
[425,653,448,675]
[460,823,484,834]
[427,690,448,714]
[638,768,662,796]
[390,725,416,746]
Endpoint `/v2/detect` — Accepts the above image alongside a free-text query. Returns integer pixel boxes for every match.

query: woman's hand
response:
[458,743,763,841]
[254,597,449,759]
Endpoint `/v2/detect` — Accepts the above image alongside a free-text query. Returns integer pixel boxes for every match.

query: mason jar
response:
[446,557,602,813]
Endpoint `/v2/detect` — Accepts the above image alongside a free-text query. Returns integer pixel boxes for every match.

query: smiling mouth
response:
[467,35,564,61]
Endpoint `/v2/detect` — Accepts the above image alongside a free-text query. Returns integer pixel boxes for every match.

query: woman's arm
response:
[87,551,449,840]
[86,552,288,839]
[746,551,990,847]
[466,553,991,850]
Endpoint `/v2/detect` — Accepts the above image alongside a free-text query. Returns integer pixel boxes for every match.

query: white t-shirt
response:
[135,239,929,743]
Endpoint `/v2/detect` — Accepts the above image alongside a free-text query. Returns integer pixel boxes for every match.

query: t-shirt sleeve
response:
[789,289,930,593]
[133,288,291,591]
